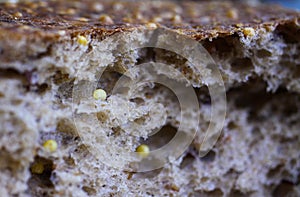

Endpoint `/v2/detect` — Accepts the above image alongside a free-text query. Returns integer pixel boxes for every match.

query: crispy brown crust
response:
[0,0,299,41]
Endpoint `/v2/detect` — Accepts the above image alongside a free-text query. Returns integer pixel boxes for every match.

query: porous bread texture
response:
[0,9,300,197]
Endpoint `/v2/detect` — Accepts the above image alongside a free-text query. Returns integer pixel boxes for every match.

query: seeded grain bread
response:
[0,0,300,196]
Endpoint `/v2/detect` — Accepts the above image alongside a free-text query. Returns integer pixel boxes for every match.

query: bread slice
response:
[0,0,300,196]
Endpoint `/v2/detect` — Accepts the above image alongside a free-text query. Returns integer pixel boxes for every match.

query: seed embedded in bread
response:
[43,139,58,153]
[226,9,238,19]
[99,14,114,25]
[77,35,88,46]
[136,144,150,158]
[243,27,256,37]
[171,14,182,23]
[13,12,23,18]
[145,22,158,29]
[93,89,107,101]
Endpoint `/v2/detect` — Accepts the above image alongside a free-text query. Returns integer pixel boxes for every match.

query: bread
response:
[0,0,300,196]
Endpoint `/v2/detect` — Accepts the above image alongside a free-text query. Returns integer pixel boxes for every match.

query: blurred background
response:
[0,0,299,10]
[196,0,300,10]
[263,0,300,9]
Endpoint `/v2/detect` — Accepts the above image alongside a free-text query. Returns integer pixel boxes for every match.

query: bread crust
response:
[0,0,299,40]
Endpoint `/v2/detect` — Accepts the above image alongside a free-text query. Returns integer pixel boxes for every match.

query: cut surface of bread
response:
[0,0,300,196]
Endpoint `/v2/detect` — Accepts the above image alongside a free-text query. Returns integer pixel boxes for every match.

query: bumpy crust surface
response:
[0,0,299,40]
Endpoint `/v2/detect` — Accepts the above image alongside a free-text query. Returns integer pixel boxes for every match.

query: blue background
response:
[264,0,300,10]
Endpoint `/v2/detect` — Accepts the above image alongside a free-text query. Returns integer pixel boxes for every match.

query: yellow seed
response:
[151,17,162,23]
[77,35,88,46]
[38,1,47,7]
[57,30,66,36]
[145,22,158,29]
[4,2,16,8]
[171,14,182,23]
[93,89,107,100]
[31,162,44,174]
[20,25,30,30]
[235,23,244,28]
[113,2,123,11]
[133,12,143,20]
[136,144,150,158]
[43,139,58,152]
[99,14,114,25]
[77,17,89,22]
[122,17,132,23]
[66,8,76,15]
[93,3,104,12]
[226,9,238,20]
[243,27,255,37]
[265,25,273,32]
[13,12,23,18]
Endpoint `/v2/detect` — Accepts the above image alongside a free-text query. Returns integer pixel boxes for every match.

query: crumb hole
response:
[202,36,240,59]
[140,125,177,150]
[256,49,272,58]
[131,168,162,179]
[195,86,211,105]
[272,181,296,197]
[229,189,246,197]
[57,79,74,100]
[129,97,144,105]
[227,121,238,130]
[57,118,77,136]
[36,83,49,94]
[180,153,195,169]
[28,156,55,195]
[82,186,97,195]
[63,156,75,166]
[53,71,70,85]
[97,71,123,95]
[195,188,223,197]
[231,57,253,72]
[276,23,300,43]
[96,111,108,123]
[200,150,216,163]
[267,164,284,179]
